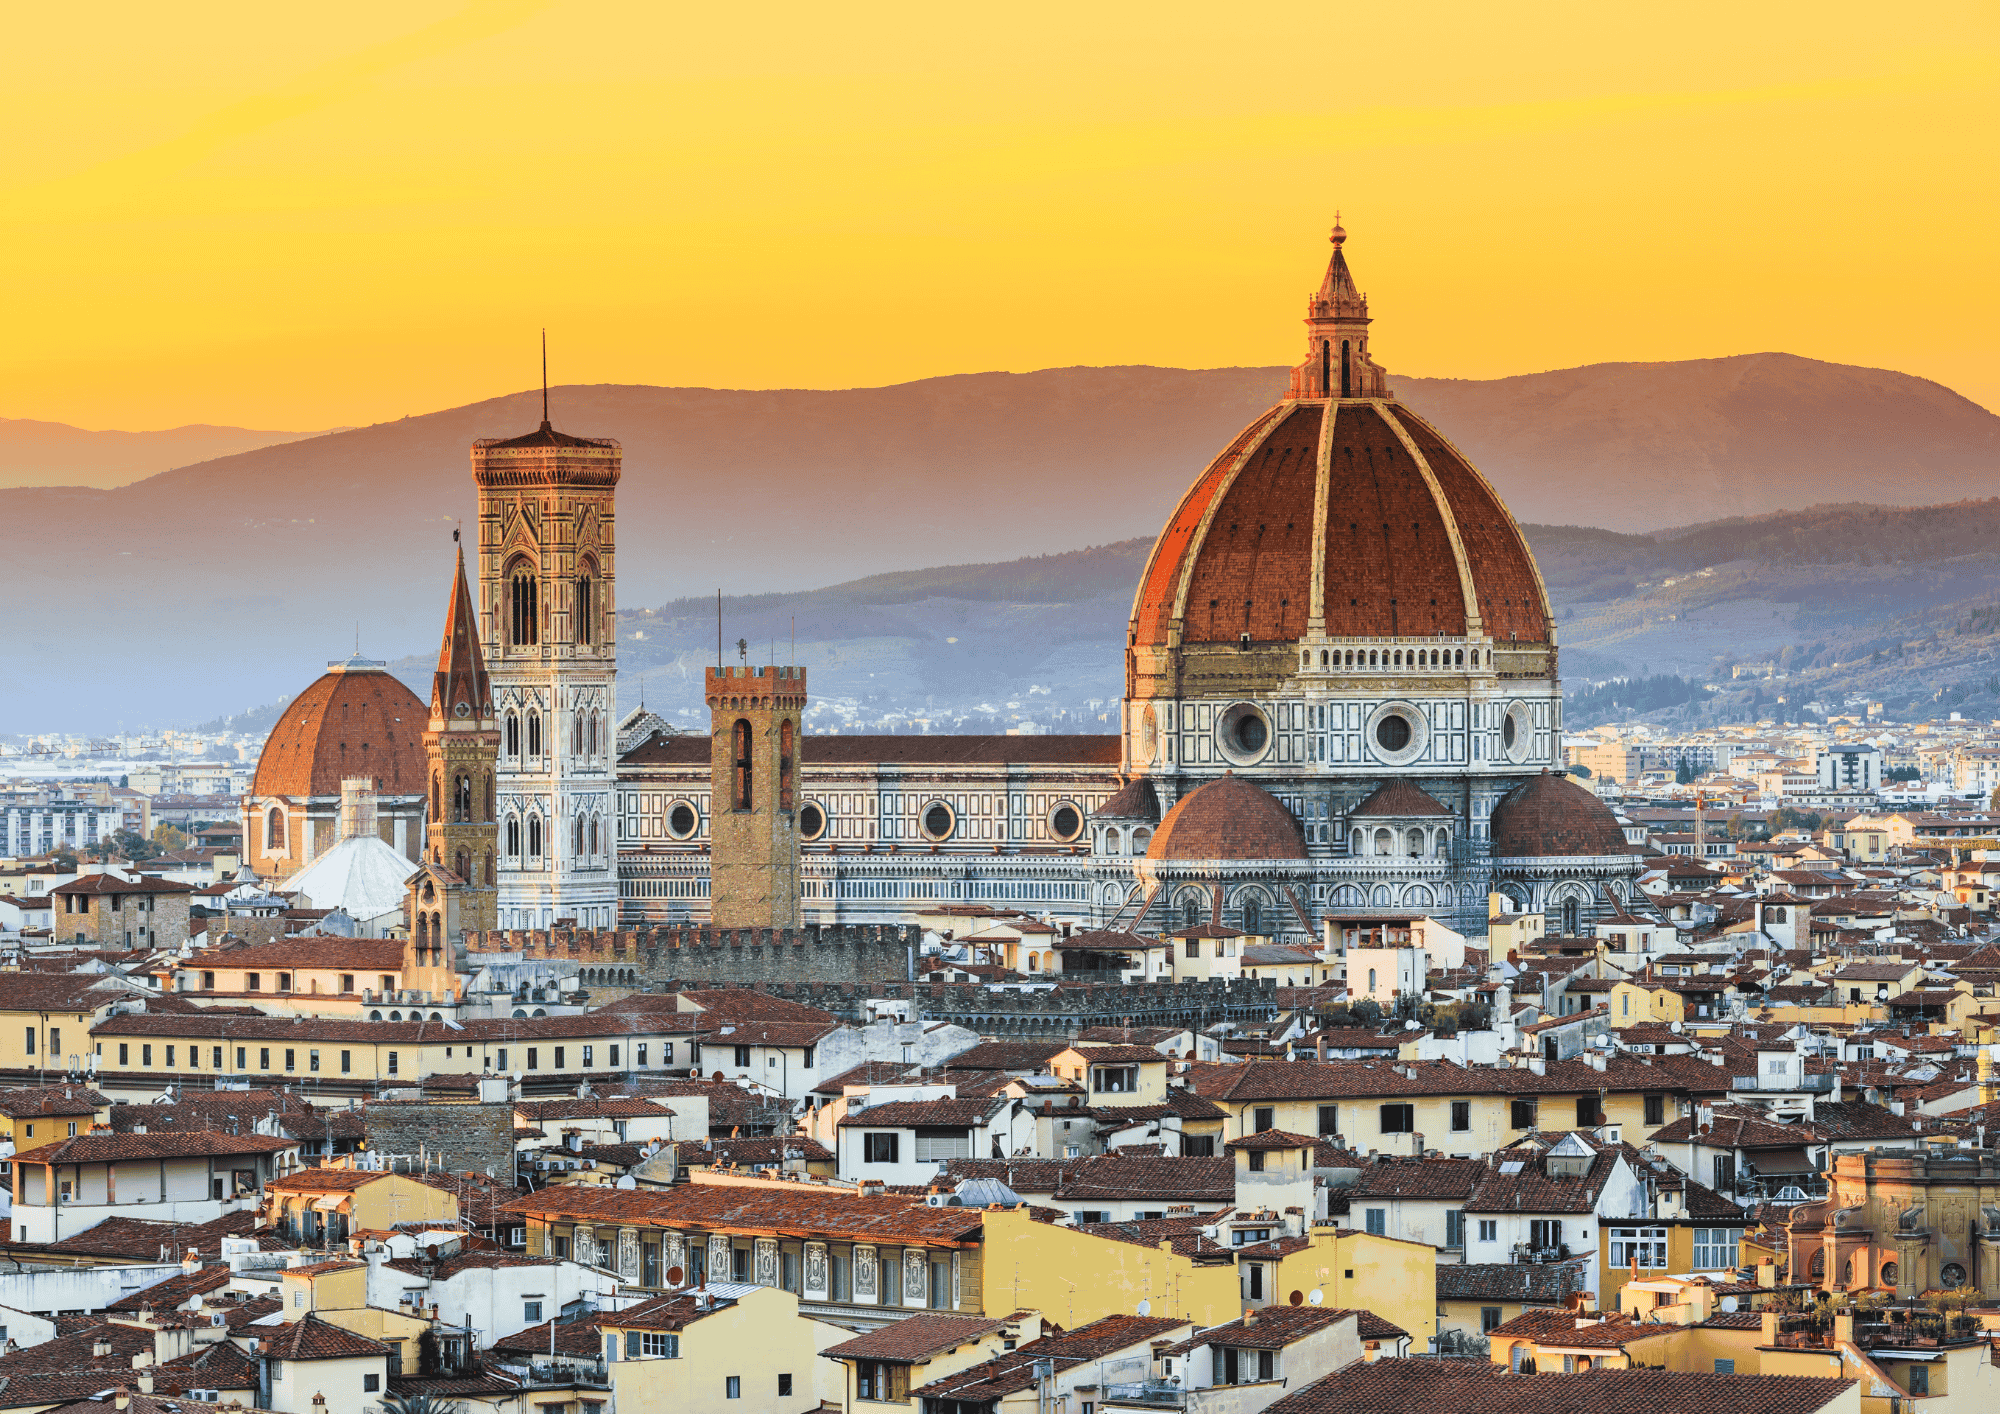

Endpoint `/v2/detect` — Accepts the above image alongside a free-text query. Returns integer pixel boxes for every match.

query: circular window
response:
[1050,803,1082,842]
[1880,1261,1898,1286]
[800,802,827,840]
[1940,1262,1967,1288]
[1502,701,1533,763]
[667,802,699,839]
[1216,703,1273,765]
[922,802,956,841]
[1366,702,1428,765]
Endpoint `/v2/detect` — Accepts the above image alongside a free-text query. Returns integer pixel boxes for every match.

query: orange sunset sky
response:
[7,1,1998,430]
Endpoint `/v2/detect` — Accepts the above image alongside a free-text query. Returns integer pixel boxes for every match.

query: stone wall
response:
[364,1101,515,1180]
[463,923,920,987]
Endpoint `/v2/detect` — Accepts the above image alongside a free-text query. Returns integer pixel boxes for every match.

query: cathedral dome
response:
[1130,228,1551,654]
[1488,771,1631,858]
[252,658,428,798]
[1147,774,1307,861]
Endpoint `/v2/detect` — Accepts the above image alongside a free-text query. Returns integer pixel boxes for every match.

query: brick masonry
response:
[464,923,922,986]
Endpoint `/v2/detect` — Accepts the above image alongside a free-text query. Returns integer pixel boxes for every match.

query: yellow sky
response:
[6,1,1997,428]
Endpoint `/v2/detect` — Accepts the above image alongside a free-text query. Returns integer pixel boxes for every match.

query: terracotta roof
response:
[682,1136,834,1166]
[1050,1155,1234,1203]
[1074,1027,1181,1046]
[1147,775,1307,862]
[1166,1305,1360,1353]
[1055,930,1166,952]
[1348,781,1452,819]
[1094,779,1160,823]
[1490,773,1633,859]
[1131,389,1551,649]
[515,1097,679,1121]
[259,1312,389,1359]
[1434,1260,1589,1303]
[90,1011,666,1043]
[1061,1044,1170,1063]
[0,1086,105,1118]
[1461,1146,1625,1215]
[1348,1156,1487,1200]
[51,874,196,897]
[183,937,410,971]
[499,1179,987,1245]
[250,661,427,798]
[943,1041,1072,1072]
[12,1130,295,1165]
[1223,1128,1318,1151]
[18,1209,281,1260]
[839,1098,1003,1129]
[822,1312,1015,1362]
[1259,1359,1854,1414]
[914,1315,1189,1402]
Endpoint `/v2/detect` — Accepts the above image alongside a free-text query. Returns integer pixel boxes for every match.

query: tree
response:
[1675,760,1696,784]
[383,1395,466,1414]
[151,823,187,853]
[1350,998,1383,1026]
[1568,763,1593,779]
[108,828,159,862]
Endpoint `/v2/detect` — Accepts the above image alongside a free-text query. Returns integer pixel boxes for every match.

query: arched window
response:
[575,574,594,646]
[589,813,601,856]
[1242,897,1262,934]
[779,720,795,812]
[266,806,284,851]
[1374,827,1393,856]
[1182,896,1202,929]
[415,915,428,946]
[1407,828,1427,855]
[732,719,753,810]
[1320,650,1329,668]
[454,774,472,822]
[455,848,470,881]
[1368,968,1377,991]
[587,711,599,758]
[1562,898,1580,934]
[527,815,543,858]
[431,773,442,819]
[506,816,521,858]
[574,813,585,855]
[484,851,494,885]
[1350,828,1362,855]
[527,710,542,757]
[509,565,538,647]
[1455,649,1464,667]
[505,711,519,758]
[484,774,494,821]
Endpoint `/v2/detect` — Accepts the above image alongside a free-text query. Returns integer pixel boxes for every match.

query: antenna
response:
[541,329,550,427]
[716,590,722,669]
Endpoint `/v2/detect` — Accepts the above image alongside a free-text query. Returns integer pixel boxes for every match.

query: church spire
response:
[431,533,491,725]
[1287,217,1389,401]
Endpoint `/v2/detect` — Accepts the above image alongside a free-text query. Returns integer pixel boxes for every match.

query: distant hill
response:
[0,417,329,490]
[4,354,1996,732]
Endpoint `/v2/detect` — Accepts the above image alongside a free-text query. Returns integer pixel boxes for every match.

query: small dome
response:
[286,832,417,925]
[252,661,427,798]
[1095,778,1160,823]
[1348,780,1451,819]
[1147,775,1306,862]
[1489,772,1632,858]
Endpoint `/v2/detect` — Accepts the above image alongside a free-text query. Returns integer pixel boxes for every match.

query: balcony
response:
[1103,1382,1186,1408]
[1511,1243,1572,1265]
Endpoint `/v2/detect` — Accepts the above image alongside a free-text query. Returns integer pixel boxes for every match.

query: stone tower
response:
[705,663,806,927]
[472,413,620,931]
[1285,219,1388,400]
[421,538,499,937]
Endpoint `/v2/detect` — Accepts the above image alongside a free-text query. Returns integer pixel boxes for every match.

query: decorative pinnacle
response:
[1331,211,1345,247]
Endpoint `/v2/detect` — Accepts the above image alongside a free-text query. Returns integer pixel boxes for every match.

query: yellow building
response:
[0,1084,106,1153]
[87,1008,690,1096]
[822,1311,1038,1414]
[159,934,459,1016]
[265,1167,459,1245]
[1047,1045,1171,1104]
[601,1284,849,1414]
[0,972,170,1077]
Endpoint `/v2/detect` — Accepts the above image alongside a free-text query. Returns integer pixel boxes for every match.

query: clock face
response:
[454,702,471,718]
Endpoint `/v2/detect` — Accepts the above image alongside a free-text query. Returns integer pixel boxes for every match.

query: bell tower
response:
[422,537,499,937]
[473,403,620,931]
[705,661,806,927]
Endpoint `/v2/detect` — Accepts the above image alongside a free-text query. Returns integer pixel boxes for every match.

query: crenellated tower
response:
[421,537,500,938]
[706,663,806,927]
[472,410,620,931]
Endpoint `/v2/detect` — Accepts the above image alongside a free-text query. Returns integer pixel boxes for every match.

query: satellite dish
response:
[616,1176,636,1189]
[1135,1300,1151,1316]
[666,1266,686,1287]
[1308,1289,1324,1305]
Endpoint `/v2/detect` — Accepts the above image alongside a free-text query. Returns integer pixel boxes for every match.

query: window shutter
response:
[889,1367,909,1401]
[956,1249,981,1311]
[626,1331,640,1358]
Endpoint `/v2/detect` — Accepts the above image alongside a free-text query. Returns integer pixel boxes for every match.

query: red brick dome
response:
[1129,230,1550,654]
[1146,774,1307,862]
[251,659,428,798]
[1489,771,1631,858]
[1131,399,1551,649]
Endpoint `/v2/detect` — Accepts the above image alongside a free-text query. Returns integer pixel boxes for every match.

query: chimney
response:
[137,1373,153,1396]
[113,1391,131,1413]
[1761,1310,1780,1346]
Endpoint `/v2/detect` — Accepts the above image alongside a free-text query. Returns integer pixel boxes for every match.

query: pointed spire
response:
[431,537,491,726]
[1286,216,1388,401]
[1316,217,1361,305]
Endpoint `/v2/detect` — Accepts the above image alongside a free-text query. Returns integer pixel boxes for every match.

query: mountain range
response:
[0,418,330,490]
[5,352,1996,733]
